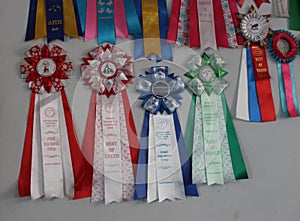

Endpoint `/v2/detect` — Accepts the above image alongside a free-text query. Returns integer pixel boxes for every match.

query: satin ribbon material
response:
[25,0,38,41]
[250,44,276,122]
[290,0,300,31]
[114,0,129,38]
[184,95,196,160]
[63,0,79,38]
[35,0,47,40]
[247,46,261,122]
[72,0,83,36]
[176,0,190,46]
[46,0,64,42]
[124,0,142,34]
[167,0,180,43]
[273,0,289,17]
[76,0,87,33]
[97,0,115,45]
[85,0,97,41]
[189,0,200,47]
[238,0,270,8]
[221,93,248,180]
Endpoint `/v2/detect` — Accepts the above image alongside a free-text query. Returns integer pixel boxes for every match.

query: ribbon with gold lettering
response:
[236,6,276,122]
[18,44,93,200]
[81,44,139,204]
[134,0,172,61]
[267,30,300,117]
[25,0,82,42]
[168,0,241,49]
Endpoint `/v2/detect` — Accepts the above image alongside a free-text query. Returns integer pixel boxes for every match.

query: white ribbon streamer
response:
[39,93,64,199]
[273,0,289,18]
[236,48,250,121]
[197,0,217,50]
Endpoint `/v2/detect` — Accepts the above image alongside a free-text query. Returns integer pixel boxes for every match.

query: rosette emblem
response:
[185,53,228,96]
[81,44,133,97]
[136,66,185,114]
[20,44,72,93]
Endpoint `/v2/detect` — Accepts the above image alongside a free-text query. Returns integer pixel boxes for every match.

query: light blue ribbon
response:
[289,63,300,115]
[76,0,87,34]
[97,0,115,45]
[277,62,289,117]
[124,0,142,34]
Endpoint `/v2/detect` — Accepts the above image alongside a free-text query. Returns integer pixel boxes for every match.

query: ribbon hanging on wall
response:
[134,66,198,202]
[289,0,300,31]
[184,52,248,185]
[25,0,83,42]
[168,0,242,49]
[267,30,300,117]
[273,0,289,17]
[235,6,276,122]
[133,0,173,61]
[19,44,93,200]
[81,44,139,204]
[84,0,141,45]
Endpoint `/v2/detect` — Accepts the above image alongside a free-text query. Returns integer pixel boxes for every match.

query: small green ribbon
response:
[185,52,229,96]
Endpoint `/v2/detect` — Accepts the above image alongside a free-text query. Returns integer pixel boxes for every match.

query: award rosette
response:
[133,0,173,61]
[81,44,139,204]
[18,44,93,200]
[25,0,83,42]
[168,0,242,49]
[134,66,198,203]
[236,6,276,122]
[184,53,248,185]
[267,30,300,117]
[84,0,142,45]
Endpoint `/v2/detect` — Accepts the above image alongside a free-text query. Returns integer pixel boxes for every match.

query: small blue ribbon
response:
[289,63,300,115]
[124,0,142,35]
[76,0,86,34]
[25,0,37,41]
[46,0,64,42]
[246,46,261,122]
[97,0,115,45]
[277,62,289,117]
[72,0,83,36]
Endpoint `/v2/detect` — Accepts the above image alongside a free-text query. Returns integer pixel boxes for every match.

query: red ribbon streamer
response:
[213,0,229,48]
[250,44,276,122]
[281,63,299,117]
[167,0,181,43]
[61,90,93,199]
[189,0,200,47]
[18,92,35,197]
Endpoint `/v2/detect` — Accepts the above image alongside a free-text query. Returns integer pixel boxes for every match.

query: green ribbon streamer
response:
[185,95,196,162]
[290,0,300,31]
[221,93,248,180]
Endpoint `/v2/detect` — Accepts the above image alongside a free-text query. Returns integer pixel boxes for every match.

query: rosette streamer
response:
[168,0,242,49]
[134,66,198,202]
[133,0,173,61]
[19,44,93,200]
[81,44,139,204]
[25,0,83,42]
[267,30,300,117]
[84,0,141,45]
[237,0,270,8]
[289,0,300,31]
[236,6,276,122]
[184,53,248,185]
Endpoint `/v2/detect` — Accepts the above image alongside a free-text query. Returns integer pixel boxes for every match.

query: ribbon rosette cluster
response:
[236,6,276,122]
[135,66,198,203]
[81,44,139,204]
[267,29,300,117]
[184,53,248,185]
[18,44,93,200]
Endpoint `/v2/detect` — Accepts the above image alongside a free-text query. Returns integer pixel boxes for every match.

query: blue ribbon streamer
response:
[134,111,149,200]
[124,0,142,34]
[173,111,199,196]
[25,0,37,41]
[157,0,173,61]
[277,62,289,117]
[72,0,83,36]
[76,0,86,34]
[246,46,261,122]
[133,0,145,60]
[46,0,64,42]
[97,0,116,45]
[289,63,300,115]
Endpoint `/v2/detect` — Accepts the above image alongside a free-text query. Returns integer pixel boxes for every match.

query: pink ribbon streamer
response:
[114,0,129,38]
[281,63,299,117]
[85,0,97,41]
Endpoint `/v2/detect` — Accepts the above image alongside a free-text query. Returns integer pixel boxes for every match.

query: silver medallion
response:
[198,65,216,83]
[100,61,117,78]
[152,80,170,98]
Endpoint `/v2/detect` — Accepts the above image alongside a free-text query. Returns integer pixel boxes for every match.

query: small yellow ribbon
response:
[62,0,78,38]
[35,0,47,39]
[142,0,161,57]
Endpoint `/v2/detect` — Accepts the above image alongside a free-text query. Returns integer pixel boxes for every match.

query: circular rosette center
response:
[277,38,290,54]
[198,65,216,83]
[152,80,170,99]
[37,58,56,77]
[99,61,117,78]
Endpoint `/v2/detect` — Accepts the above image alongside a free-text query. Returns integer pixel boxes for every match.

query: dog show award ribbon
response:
[236,6,276,122]
[267,30,300,117]
[134,66,198,202]
[81,44,139,204]
[184,52,248,185]
[84,0,141,44]
[19,44,93,200]
[25,0,82,42]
